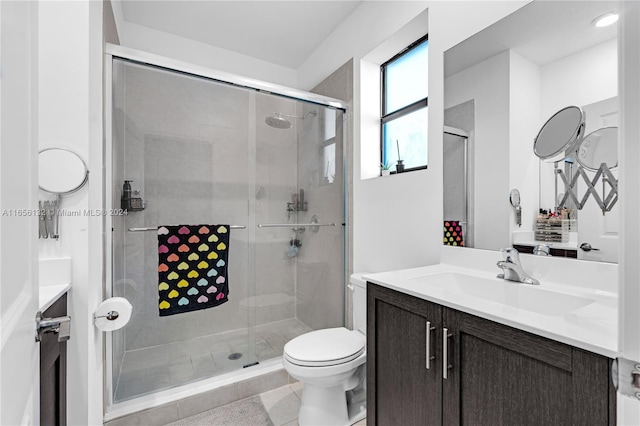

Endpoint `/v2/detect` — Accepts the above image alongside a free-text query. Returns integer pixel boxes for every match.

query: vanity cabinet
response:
[367,283,616,426]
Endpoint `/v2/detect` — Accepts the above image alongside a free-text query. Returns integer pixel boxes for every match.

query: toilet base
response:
[297,366,366,426]
[298,383,366,426]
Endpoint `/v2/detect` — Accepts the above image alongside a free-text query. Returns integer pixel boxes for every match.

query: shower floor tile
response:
[114,318,312,403]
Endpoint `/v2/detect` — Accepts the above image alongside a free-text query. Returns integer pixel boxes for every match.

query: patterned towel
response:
[157,225,230,316]
[443,220,464,246]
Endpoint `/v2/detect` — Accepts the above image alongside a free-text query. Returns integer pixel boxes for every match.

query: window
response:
[381,35,428,172]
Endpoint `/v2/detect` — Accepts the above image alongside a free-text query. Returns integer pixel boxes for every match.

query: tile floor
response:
[115,318,312,402]
[164,382,367,426]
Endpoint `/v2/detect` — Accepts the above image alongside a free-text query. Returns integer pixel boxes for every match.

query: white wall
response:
[509,50,541,237]
[37,1,103,425]
[541,38,617,118]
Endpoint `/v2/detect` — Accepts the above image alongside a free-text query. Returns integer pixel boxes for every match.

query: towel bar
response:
[257,223,336,228]
[128,225,246,232]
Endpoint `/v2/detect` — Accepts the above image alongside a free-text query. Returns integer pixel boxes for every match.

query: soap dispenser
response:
[121,180,132,210]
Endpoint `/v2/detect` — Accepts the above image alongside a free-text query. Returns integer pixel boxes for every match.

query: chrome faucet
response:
[497,248,540,285]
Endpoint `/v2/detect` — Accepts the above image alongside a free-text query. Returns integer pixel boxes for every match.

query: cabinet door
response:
[443,308,614,425]
[40,294,67,426]
[368,284,443,426]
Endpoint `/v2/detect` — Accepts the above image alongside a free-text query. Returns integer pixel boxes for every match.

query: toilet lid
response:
[284,327,365,367]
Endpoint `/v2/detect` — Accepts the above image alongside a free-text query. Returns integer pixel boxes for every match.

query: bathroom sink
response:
[408,272,594,316]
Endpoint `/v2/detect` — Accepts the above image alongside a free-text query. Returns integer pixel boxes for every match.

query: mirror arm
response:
[556,164,618,215]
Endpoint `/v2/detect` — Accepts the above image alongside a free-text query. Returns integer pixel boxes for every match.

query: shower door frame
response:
[443,126,471,247]
[103,43,349,420]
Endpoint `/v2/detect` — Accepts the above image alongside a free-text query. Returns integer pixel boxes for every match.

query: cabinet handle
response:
[443,327,453,379]
[426,321,436,369]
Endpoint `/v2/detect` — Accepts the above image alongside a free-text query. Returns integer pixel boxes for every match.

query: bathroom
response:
[2,0,640,425]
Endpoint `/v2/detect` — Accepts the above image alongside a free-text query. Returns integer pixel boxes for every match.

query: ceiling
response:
[118,1,363,69]
[445,1,618,77]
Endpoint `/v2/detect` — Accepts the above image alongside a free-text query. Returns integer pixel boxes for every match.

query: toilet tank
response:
[350,273,368,334]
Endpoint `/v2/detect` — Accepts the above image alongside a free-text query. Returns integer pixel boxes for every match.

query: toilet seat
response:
[284,327,365,367]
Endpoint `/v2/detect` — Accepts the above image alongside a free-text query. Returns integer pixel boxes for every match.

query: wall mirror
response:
[443,1,618,263]
[39,148,89,195]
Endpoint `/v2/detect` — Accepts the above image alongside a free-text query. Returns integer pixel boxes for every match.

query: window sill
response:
[378,165,428,178]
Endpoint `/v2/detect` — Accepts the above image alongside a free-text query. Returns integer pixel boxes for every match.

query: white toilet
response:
[283,274,367,426]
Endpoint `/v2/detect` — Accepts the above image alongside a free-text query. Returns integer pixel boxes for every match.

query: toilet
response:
[283,274,367,426]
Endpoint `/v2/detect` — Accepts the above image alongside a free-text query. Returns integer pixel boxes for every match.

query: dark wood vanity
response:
[40,294,67,426]
[367,283,616,425]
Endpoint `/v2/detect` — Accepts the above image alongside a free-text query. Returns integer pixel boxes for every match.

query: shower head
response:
[265,113,292,129]
[265,110,317,129]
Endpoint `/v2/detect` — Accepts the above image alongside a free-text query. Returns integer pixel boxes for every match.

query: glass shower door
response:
[251,92,345,359]
[111,59,257,402]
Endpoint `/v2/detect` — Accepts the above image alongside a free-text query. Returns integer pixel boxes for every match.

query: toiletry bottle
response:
[122,180,132,210]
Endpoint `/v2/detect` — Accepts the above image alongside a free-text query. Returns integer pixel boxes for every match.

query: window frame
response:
[380,34,429,173]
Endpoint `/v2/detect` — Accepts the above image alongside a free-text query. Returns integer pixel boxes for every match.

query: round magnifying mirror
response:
[509,189,521,208]
[39,148,88,195]
[576,126,618,172]
[533,106,585,163]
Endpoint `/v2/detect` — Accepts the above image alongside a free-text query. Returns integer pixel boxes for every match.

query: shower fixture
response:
[265,110,317,129]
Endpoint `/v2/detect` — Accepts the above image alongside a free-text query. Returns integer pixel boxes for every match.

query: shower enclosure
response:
[107,54,346,409]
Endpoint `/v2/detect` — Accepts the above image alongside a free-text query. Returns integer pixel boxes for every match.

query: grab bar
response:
[128,225,246,232]
[257,223,336,228]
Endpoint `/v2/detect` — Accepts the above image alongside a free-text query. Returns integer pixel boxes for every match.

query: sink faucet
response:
[497,248,540,285]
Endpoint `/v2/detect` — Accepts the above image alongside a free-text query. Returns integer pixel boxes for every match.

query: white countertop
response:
[364,262,619,359]
[39,257,71,312]
[39,284,71,312]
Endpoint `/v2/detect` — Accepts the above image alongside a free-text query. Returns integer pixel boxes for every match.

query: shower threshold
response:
[105,358,284,423]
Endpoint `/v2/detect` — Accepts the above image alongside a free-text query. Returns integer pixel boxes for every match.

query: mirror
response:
[576,126,618,171]
[443,1,618,263]
[533,106,585,162]
[39,148,88,195]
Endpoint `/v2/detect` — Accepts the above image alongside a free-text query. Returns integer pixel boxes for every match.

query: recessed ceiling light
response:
[592,12,619,28]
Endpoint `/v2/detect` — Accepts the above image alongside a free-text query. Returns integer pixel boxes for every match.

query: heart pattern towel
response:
[443,220,464,246]
[157,225,230,316]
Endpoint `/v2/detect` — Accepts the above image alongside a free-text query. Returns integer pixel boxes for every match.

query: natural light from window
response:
[381,37,428,173]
